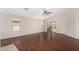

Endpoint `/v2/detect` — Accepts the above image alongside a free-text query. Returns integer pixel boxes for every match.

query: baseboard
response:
[65,34,79,39]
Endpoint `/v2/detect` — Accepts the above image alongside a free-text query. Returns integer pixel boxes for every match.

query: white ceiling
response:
[0,8,68,20]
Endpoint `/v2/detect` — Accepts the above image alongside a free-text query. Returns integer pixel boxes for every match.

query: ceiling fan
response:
[43,9,52,15]
[24,8,52,16]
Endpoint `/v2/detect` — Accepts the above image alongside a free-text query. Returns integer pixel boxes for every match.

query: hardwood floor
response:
[1,32,79,51]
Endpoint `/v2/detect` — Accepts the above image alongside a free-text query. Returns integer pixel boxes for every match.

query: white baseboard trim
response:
[65,34,79,39]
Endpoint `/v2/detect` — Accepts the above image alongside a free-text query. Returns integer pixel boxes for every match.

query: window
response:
[12,19,21,32]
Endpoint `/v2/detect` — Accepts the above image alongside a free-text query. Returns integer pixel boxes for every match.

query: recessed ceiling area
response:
[0,8,68,20]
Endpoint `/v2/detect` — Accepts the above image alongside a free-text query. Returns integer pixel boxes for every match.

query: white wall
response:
[44,9,79,39]
[0,14,43,39]
[44,13,67,34]
[65,9,76,38]
[66,9,79,39]
[45,9,79,39]
[74,9,79,38]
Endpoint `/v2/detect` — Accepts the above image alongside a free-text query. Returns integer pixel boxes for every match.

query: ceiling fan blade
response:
[47,12,52,14]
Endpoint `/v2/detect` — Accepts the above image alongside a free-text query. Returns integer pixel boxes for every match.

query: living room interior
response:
[0,8,79,51]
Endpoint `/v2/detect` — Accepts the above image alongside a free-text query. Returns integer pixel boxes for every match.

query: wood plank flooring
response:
[1,32,79,51]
